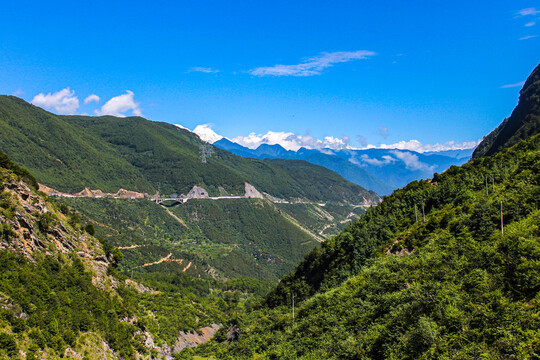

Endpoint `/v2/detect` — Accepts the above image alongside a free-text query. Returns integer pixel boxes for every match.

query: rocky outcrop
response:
[173,324,220,352]
[186,185,209,199]
[1,174,112,286]
[125,279,159,294]
[113,188,147,199]
[75,187,106,197]
[1,178,77,259]
[244,182,263,198]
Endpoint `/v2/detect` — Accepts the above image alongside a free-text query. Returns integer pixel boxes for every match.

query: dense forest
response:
[189,132,540,359]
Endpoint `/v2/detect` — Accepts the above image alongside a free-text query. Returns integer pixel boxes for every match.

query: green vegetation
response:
[0,150,38,190]
[275,202,366,238]
[0,251,140,358]
[188,134,540,358]
[473,63,540,158]
[0,159,272,358]
[0,95,378,205]
[55,197,321,281]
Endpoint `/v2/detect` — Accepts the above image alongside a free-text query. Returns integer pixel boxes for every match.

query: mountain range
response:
[213,137,473,195]
[187,62,540,359]
[0,62,538,359]
[0,95,380,282]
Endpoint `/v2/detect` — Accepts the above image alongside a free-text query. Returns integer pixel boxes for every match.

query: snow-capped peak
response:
[193,124,223,144]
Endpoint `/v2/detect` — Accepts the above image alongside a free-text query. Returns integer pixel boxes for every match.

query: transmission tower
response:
[200,144,214,163]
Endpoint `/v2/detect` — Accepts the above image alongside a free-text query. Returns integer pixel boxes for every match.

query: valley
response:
[0,58,537,360]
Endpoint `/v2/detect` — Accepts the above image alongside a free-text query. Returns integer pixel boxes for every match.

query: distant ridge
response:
[215,138,472,195]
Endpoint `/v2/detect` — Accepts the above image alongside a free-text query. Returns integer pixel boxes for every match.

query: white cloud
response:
[192,124,223,143]
[249,50,376,77]
[12,89,24,96]
[519,35,538,40]
[232,131,352,151]
[31,87,79,114]
[356,154,396,166]
[188,67,219,73]
[229,128,478,154]
[525,21,536,27]
[95,91,142,117]
[84,94,100,104]
[518,7,540,16]
[366,139,478,153]
[391,151,435,172]
[500,81,525,88]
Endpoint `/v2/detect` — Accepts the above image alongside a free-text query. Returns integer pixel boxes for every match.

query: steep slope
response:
[0,96,154,194]
[473,63,540,158]
[0,152,274,359]
[192,133,540,360]
[0,95,379,205]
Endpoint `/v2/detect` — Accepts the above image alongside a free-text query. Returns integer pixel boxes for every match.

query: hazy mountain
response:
[215,138,472,195]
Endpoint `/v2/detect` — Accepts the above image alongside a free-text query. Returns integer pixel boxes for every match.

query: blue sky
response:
[1,0,538,151]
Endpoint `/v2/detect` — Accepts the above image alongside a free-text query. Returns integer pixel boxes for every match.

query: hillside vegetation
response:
[0,95,380,283]
[0,152,272,359]
[189,134,540,359]
[0,95,378,205]
[473,63,540,158]
[56,196,323,281]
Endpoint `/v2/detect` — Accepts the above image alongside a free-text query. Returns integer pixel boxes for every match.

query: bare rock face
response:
[113,188,147,199]
[1,176,112,288]
[75,187,106,197]
[173,324,220,352]
[244,182,263,199]
[186,185,209,199]
[125,278,159,294]
[0,179,78,258]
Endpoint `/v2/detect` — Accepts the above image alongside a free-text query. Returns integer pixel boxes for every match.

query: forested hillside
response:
[56,196,329,281]
[190,132,540,359]
[0,95,379,283]
[0,95,378,205]
[473,63,540,158]
[0,151,271,358]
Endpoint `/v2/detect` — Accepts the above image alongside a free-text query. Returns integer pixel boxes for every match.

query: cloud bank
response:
[31,88,79,114]
[232,131,352,151]
[249,50,376,77]
[95,91,142,117]
[366,139,478,153]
